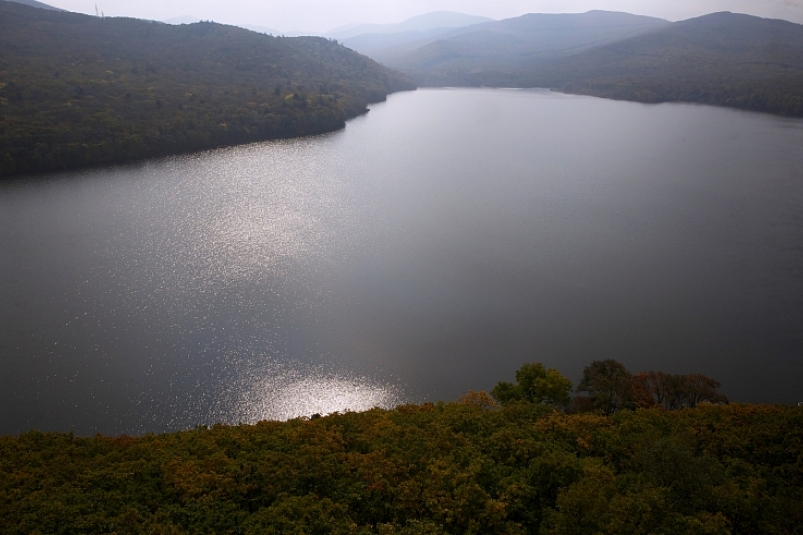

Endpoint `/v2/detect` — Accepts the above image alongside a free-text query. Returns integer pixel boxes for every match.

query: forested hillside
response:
[527,12,803,116]
[1,403,800,534]
[379,10,803,117]
[0,1,414,178]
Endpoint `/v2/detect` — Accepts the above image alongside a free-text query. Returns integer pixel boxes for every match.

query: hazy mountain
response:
[4,0,62,11]
[397,10,803,117]
[0,1,414,177]
[526,12,803,116]
[340,27,468,65]
[327,11,493,40]
[384,11,669,76]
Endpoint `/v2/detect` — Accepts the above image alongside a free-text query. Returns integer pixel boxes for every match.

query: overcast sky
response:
[41,0,803,33]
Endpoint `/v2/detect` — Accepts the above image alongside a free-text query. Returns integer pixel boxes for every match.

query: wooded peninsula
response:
[0,1,414,178]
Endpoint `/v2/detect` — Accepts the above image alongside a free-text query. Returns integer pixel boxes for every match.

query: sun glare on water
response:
[205,353,407,423]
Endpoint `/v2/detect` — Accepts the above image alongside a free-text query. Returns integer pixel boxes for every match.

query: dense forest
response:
[2,404,800,533]
[1,361,800,534]
[0,1,414,178]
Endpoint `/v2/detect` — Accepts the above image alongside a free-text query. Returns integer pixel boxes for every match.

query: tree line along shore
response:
[2,360,800,534]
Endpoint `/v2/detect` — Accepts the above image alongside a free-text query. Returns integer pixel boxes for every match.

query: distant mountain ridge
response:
[362,10,803,117]
[385,11,670,74]
[341,28,464,65]
[339,11,666,70]
[528,12,803,115]
[327,11,493,40]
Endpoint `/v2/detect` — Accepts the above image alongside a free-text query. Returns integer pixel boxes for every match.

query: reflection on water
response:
[120,140,354,291]
[208,350,406,423]
[2,88,803,436]
[0,136,393,435]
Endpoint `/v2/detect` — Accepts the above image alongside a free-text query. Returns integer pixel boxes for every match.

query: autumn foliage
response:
[491,360,727,416]
[632,371,729,410]
[1,402,800,534]
[574,359,728,414]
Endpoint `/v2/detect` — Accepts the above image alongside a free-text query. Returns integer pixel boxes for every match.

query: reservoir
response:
[1,88,802,435]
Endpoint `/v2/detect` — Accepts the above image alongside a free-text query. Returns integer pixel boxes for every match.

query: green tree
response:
[491,362,573,406]
[576,359,633,414]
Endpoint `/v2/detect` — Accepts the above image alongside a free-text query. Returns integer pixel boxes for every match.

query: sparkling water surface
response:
[2,88,802,435]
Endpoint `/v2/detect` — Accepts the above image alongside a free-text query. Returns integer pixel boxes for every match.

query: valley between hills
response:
[346,10,803,118]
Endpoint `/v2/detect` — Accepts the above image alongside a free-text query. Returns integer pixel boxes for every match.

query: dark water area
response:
[2,88,802,435]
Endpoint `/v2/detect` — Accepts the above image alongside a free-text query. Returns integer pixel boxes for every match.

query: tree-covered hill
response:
[526,12,803,116]
[0,1,414,178]
[1,403,801,534]
[380,10,803,117]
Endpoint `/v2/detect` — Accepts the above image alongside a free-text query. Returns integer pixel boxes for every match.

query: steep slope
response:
[385,11,669,84]
[0,1,414,177]
[529,12,803,116]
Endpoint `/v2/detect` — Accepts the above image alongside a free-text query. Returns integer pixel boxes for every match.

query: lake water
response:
[2,88,803,435]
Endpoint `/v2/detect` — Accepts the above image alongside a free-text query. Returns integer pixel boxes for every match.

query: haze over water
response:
[2,88,802,435]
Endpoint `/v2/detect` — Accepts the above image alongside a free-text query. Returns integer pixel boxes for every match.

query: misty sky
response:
[41,0,803,33]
